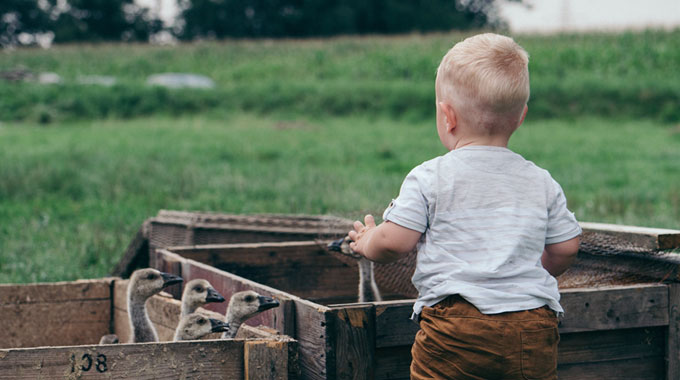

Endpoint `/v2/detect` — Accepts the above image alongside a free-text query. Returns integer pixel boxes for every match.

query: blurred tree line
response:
[1,0,510,46]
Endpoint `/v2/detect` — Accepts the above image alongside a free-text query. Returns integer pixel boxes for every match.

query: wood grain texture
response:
[169,242,359,301]
[0,340,245,379]
[245,341,290,380]
[0,279,112,304]
[294,300,332,380]
[559,327,665,365]
[0,279,114,349]
[557,357,665,380]
[667,283,680,379]
[559,284,669,333]
[329,304,376,380]
[580,222,680,251]
[375,301,419,348]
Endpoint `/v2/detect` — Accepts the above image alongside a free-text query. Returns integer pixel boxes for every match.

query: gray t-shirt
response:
[382,146,581,317]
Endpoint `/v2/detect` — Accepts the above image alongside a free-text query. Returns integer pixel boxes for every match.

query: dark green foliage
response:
[49,0,162,43]
[1,0,162,45]
[0,0,51,47]
[178,0,500,39]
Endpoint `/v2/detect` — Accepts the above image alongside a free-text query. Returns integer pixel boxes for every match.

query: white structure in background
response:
[499,0,680,33]
[147,73,216,89]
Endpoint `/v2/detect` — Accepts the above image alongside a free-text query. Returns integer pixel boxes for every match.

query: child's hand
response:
[348,214,377,256]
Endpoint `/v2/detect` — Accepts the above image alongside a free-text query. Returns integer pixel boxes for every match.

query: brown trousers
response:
[410,295,559,380]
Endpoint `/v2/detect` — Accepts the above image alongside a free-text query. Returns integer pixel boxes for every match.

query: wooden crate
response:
[154,238,680,380]
[0,278,297,379]
[112,210,353,279]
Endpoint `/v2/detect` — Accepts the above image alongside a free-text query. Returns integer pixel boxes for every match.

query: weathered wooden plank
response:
[375,346,411,380]
[245,341,290,380]
[294,300,332,380]
[580,222,680,251]
[0,279,112,304]
[559,284,669,333]
[558,327,665,365]
[557,357,665,380]
[0,340,245,379]
[169,242,359,301]
[375,301,418,348]
[668,283,680,379]
[0,300,111,348]
[329,304,376,380]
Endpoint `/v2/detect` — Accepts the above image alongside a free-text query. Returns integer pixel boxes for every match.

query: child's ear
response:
[518,104,528,126]
[439,102,457,133]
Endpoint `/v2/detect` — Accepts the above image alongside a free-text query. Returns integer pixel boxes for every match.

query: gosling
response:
[222,290,280,338]
[173,313,230,341]
[328,236,382,303]
[181,279,225,317]
[127,268,183,343]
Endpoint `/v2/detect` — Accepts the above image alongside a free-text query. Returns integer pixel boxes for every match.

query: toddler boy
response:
[348,33,581,379]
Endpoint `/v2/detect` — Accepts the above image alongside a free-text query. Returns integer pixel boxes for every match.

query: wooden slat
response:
[668,283,680,379]
[375,301,419,348]
[294,300,332,380]
[330,304,375,380]
[0,300,111,348]
[580,222,680,251]
[557,357,665,380]
[559,284,669,333]
[169,242,359,301]
[375,346,411,380]
[0,279,114,349]
[0,279,112,304]
[245,341,290,380]
[558,327,665,365]
[0,340,245,379]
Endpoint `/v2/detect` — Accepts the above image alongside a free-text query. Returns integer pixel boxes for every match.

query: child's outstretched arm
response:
[541,236,580,277]
[348,215,422,264]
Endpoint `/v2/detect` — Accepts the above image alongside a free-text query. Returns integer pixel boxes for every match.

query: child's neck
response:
[451,134,510,150]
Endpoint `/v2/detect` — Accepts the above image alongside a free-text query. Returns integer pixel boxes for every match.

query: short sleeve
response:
[382,167,430,233]
[545,179,582,244]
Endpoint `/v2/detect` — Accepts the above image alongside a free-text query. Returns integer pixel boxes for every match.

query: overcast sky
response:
[499,0,680,33]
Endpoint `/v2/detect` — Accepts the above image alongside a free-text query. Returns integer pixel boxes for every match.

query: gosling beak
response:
[257,295,280,312]
[206,287,225,303]
[161,272,183,287]
[209,318,230,333]
[327,237,346,252]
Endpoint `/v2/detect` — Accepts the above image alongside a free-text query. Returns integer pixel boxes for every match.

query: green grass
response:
[1,114,679,283]
[1,29,679,122]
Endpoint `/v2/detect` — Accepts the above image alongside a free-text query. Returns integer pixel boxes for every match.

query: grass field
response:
[1,29,679,122]
[1,114,679,283]
[1,29,679,283]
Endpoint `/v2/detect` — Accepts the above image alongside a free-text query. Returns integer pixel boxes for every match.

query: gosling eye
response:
[146,273,156,280]
[244,295,255,303]
[197,318,207,325]
[193,286,204,292]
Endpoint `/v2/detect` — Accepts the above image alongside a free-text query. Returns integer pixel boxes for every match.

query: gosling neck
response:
[358,258,382,303]
[128,291,158,343]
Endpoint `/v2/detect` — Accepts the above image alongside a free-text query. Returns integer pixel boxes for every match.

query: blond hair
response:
[436,33,530,133]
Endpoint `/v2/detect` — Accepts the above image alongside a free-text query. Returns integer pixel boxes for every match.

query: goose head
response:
[227,290,280,321]
[175,313,230,341]
[98,334,119,344]
[129,268,183,301]
[327,236,362,259]
[182,279,225,314]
